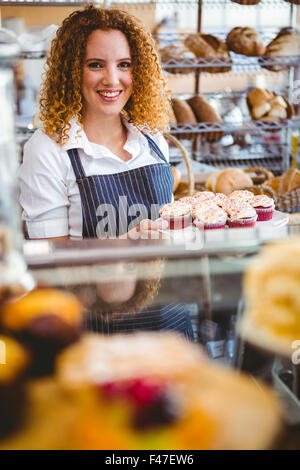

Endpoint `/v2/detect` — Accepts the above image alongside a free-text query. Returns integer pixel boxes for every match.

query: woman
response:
[19,5,173,240]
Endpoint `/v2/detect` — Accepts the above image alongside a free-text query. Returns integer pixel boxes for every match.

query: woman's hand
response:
[126,218,169,240]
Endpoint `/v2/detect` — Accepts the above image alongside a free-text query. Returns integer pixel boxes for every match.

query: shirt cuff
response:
[26,218,69,239]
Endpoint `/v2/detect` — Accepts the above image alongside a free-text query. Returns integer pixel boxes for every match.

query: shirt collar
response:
[62,116,146,160]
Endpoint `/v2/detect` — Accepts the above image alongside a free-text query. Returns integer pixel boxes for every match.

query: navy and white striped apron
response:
[68,134,194,339]
[67,134,173,238]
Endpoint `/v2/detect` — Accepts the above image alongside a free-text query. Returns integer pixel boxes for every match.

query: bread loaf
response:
[171,98,197,140]
[205,168,253,195]
[159,44,196,74]
[278,168,300,194]
[184,33,231,73]
[263,31,300,71]
[187,95,224,142]
[226,27,265,56]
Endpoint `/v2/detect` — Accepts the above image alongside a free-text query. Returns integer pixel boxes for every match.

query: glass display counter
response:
[20,223,300,448]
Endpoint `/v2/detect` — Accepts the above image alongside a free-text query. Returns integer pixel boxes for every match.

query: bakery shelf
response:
[161,54,300,74]
[169,118,300,134]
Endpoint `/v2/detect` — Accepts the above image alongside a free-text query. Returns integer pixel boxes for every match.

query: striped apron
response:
[67,134,174,238]
[68,134,194,339]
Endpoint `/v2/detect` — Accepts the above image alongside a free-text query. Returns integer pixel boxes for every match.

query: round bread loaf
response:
[184,33,231,73]
[262,31,300,71]
[187,95,224,142]
[226,27,265,56]
[206,168,253,195]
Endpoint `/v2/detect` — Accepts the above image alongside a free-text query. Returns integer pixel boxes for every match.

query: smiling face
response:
[81,29,133,120]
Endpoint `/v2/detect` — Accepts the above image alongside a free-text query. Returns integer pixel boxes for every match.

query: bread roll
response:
[264,176,281,194]
[252,102,271,119]
[226,27,265,56]
[184,33,231,73]
[247,88,273,107]
[187,95,224,142]
[205,168,253,195]
[268,104,287,119]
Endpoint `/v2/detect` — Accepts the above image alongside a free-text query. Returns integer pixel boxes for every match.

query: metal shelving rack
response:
[4,0,300,173]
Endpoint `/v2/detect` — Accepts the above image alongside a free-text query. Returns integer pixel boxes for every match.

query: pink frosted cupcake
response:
[214,193,229,208]
[225,200,257,228]
[193,191,215,202]
[229,190,255,204]
[248,195,275,221]
[159,201,192,230]
[193,205,227,230]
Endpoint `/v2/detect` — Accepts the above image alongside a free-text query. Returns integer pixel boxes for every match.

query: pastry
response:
[55,332,281,450]
[241,238,300,356]
[226,27,265,56]
[159,44,196,74]
[187,95,224,142]
[263,30,300,71]
[248,195,275,221]
[224,200,257,228]
[0,335,30,438]
[229,190,256,203]
[247,88,293,121]
[0,288,83,376]
[159,201,192,230]
[205,169,253,195]
[193,205,227,230]
[184,33,231,73]
[171,98,197,140]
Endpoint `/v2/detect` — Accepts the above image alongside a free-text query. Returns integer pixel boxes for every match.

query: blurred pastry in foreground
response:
[0,335,30,438]
[55,332,281,450]
[226,27,265,56]
[240,238,300,356]
[0,288,83,376]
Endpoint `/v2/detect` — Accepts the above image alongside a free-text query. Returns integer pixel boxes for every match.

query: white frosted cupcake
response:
[229,190,255,204]
[193,205,227,230]
[159,202,192,230]
[248,195,275,221]
[225,201,257,228]
[214,193,229,208]
[193,191,215,202]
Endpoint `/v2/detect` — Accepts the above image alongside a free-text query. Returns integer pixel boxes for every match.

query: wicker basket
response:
[162,132,195,197]
[244,166,274,185]
[274,188,300,213]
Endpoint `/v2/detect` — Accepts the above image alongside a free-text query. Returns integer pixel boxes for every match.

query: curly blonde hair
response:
[39,4,170,144]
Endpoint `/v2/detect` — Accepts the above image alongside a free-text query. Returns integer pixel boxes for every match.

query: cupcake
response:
[229,190,255,203]
[0,288,83,377]
[193,191,215,202]
[248,195,275,222]
[225,201,257,228]
[193,205,227,230]
[214,193,229,208]
[0,335,30,438]
[159,202,192,230]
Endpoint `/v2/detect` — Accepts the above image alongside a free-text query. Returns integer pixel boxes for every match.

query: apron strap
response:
[67,148,86,179]
[143,134,168,164]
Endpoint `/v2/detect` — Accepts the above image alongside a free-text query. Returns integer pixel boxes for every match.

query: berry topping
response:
[100,378,165,406]
[132,393,180,431]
